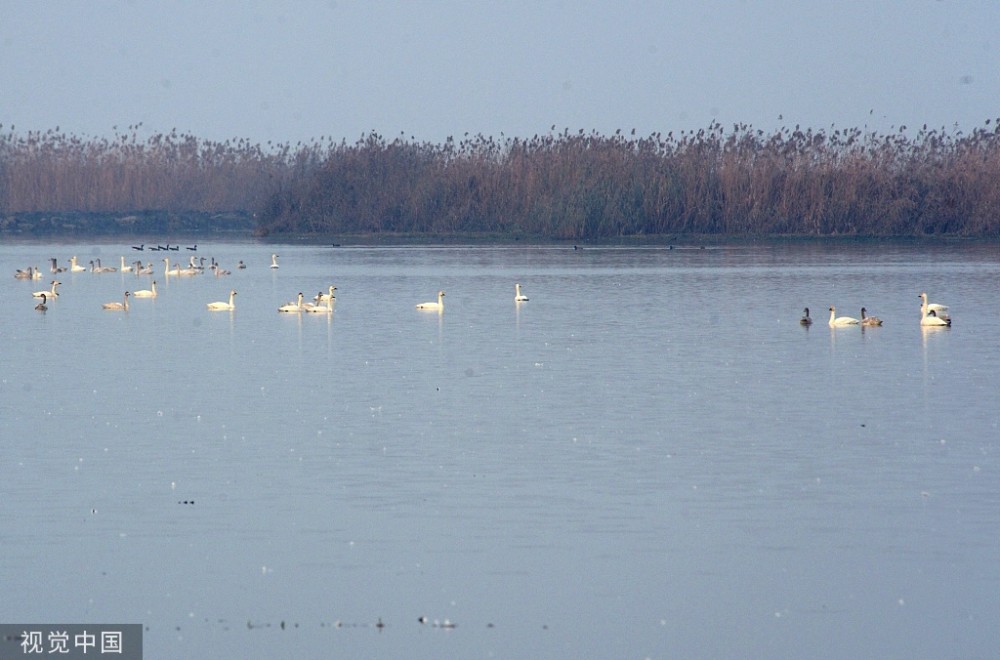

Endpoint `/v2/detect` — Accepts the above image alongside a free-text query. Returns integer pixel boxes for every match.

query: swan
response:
[69,256,86,272]
[919,292,949,322]
[270,254,279,269]
[303,292,334,313]
[163,257,198,276]
[14,266,40,280]
[50,258,66,273]
[207,289,237,311]
[921,309,951,327]
[132,280,157,298]
[211,264,231,276]
[278,292,304,313]
[35,293,48,312]
[828,306,860,327]
[860,308,883,326]
[515,283,529,302]
[93,258,117,273]
[102,292,130,311]
[416,290,445,311]
[119,256,134,273]
[137,262,154,275]
[799,307,813,326]
[33,280,61,298]
[314,285,337,303]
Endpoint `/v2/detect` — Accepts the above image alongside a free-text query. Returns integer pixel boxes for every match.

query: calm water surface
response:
[1,240,998,659]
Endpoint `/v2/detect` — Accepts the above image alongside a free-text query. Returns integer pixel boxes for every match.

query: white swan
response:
[69,256,87,272]
[314,285,337,303]
[860,307,883,327]
[35,293,48,312]
[921,308,951,327]
[207,289,237,311]
[515,283,529,302]
[303,292,334,314]
[132,280,158,298]
[102,292,130,311]
[919,292,949,322]
[416,291,445,311]
[270,254,279,269]
[828,306,860,327]
[119,256,134,273]
[278,292,304,313]
[33,280,61,298]
[799,307,813,326]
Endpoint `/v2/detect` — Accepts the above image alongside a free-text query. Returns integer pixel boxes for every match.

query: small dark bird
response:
[35,293,48,312]
[800,308,813,326]
[186,244,197,251]
[132,244,144,251]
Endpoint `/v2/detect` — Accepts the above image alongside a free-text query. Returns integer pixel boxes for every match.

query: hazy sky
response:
[2,1,998,147]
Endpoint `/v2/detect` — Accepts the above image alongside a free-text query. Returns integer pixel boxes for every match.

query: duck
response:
[799,307,813,326]
[278,292,304,313]
[515,283,529,302]
[34,293,48,312]
[33,280,61,299]
[860,308,883,326]
[132,243,144,251]
[919,292,949,322]
[921,308,951,327]
[207,289,237,311]
[237,260,246,270]
[828,306,860,327]
[270,254,280,269]
[416,291,445,311]
[102,292,130,311]
[314,286,337,303]
[132,280,158,298]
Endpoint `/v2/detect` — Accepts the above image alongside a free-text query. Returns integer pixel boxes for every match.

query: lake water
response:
[1,239,998,659]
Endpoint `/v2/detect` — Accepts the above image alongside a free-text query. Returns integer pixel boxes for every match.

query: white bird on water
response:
[515,283,529,302]
[278,292,304,313]
[828,306,860,327]
[132,280,158,298]
[207,289,237,311]
[919,292,949,322]
[270,254,280,269]
[102,292,130,311]
[416,291,445,311]
[33,280,61,299]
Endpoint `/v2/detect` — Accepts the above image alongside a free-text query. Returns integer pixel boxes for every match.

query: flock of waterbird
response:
[799,292,952,329]
[17,250,532,315]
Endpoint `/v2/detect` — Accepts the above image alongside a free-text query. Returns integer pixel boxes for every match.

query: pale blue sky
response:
[2,1,997,146]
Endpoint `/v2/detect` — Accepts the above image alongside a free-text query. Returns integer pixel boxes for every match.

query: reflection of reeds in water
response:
[3,120,1000,239]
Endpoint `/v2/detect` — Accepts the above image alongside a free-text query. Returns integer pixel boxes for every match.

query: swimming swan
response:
[314,286,337,303]
[69,256,87,272]
[270,254,280,269]
[132,280,158,298]
[860,308,883,326]
[919,292,949,321]
[207,289,237,311]
[278,292,304,313]
[921,309,951,327]
[102,292,130,311]
[799,307,813,326]
[35,293,48,312]
[828,306,860,327]
[33,280,61,298]
[303,292,334,313]
[515,283,529,302]
[416,291,445,311]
